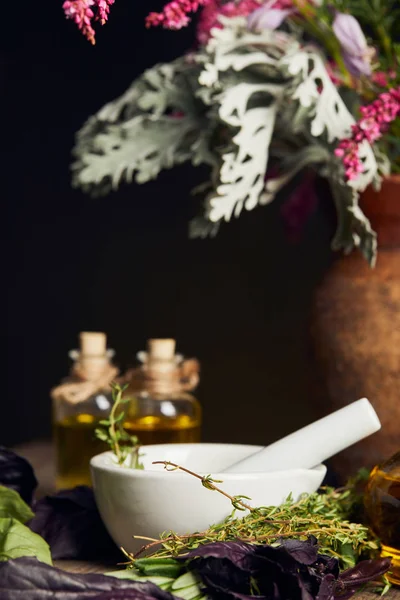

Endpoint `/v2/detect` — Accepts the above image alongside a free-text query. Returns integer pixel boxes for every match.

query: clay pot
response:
[311,176,400,482]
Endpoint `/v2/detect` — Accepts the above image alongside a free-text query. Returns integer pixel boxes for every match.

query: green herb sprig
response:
[127,470,379,569]
[153,461,253,512]
[95,383,143,469]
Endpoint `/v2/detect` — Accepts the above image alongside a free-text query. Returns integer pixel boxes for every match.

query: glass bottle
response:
[51,332,119,490]
[364,452,400,585]
[122,339,201,445]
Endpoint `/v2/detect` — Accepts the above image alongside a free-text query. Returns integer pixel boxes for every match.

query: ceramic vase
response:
[310,176,400,481]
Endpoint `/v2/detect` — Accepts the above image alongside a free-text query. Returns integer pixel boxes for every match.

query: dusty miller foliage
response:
[72,17,381,264]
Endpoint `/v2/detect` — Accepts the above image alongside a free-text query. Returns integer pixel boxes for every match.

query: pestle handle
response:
[224,398,381,474]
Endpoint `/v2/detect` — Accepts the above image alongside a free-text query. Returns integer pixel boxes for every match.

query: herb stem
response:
[152,461,254,512]
[289,6,352,88]
[110,387,122,463]
[129,477,377,564]
[95,383,143,469]
[133,532,209,559]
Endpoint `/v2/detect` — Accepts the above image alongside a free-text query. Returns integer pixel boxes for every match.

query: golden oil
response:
[52,336,201,489]
[364,452,400,585]
[122,338,202,446]
[55,414,107,489]
[51,332,118,490]
[55,408,201,488]
[123,414,201,445]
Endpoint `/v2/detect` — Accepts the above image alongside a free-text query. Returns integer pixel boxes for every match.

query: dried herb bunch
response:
[128,471,378,570]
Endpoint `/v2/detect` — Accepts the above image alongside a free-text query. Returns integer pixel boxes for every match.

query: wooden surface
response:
[13,442,400,598]
[14,439,56,497]
[54,560,115,574]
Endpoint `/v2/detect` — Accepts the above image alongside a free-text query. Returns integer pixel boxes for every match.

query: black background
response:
[4,0,336,449]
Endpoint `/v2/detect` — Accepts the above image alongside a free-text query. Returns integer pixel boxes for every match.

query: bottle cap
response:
[147,339,176,361]
[80,332,107,356]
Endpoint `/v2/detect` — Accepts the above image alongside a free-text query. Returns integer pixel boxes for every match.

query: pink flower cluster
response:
[146,0,210,30]
[63,0,115,43]
[145,0,300,39]
[335,87,400,180]
[197,0,260,44]
[97,0,114,24]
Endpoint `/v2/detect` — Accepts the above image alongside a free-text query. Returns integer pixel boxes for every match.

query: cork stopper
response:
[80,332,107,356]
[131,339,199,393]
[147,338,176,362]
[78,332,108,381]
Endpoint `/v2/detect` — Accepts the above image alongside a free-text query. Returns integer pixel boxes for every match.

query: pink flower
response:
[96,0,115,24]
[146,0,210,30]
[197,0,260,44]
[372,71,389,88]
[63,0,115,43]
[63,0,96,43]
[336,87,400,181]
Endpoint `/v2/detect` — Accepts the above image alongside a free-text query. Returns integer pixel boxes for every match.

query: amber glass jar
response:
[364,451,400,585]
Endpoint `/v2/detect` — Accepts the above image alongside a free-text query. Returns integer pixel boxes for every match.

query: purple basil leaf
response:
[278,537,319,565]
[298,578,318,600]
[316,574,336,600]
[335,557,391,598]
[304,552,339,581]
[182,540,340,600]
[29,486,120,561]
[0,447,37,505]
[182,538,320,570]
[334,588,359,600]
[182,541,255,570]
[191,559,254,598]
[0,557,178,600]
[93,593,177,600]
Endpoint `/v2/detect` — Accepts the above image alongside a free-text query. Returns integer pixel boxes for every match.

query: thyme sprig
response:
[153,461,253,512]
[128,472,378,568]
[95,383,143,468]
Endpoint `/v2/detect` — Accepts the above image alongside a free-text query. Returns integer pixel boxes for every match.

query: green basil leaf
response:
[0,486,34,523]
[0,518,52,565]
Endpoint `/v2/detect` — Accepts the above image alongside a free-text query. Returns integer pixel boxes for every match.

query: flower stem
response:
[290,3,352,88]
[376,24,392,62]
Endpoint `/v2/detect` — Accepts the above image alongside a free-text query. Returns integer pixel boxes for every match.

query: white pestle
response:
[224,398,381,474]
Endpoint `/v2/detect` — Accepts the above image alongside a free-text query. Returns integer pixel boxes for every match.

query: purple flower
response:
[248,0,292,31]
[332,12,375,77]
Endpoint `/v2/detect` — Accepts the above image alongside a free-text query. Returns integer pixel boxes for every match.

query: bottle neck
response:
[52,351,118,405]
[127,358,199,396]
[75,356,109,381]
[143,363,182,395]
[69,349,116,383]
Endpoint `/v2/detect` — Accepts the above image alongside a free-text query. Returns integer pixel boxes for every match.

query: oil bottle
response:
[364,452,400,585]
[51,332,119,489]
[122,338,201,445]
